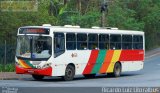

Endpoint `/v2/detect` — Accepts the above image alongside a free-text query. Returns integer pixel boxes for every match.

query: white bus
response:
[15,24,145,81]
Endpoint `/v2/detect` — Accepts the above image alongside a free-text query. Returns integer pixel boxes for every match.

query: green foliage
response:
[0,64,15,72]
[0,0,160,53]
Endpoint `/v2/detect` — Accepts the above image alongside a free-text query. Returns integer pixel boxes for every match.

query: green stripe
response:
[91,50,107,74]
[25,60,36,68]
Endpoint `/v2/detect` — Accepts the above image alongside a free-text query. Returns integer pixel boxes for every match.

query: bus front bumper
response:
[15,65,52,76]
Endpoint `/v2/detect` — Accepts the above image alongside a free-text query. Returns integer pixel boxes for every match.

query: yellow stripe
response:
[18,60,29,68]
[106,50,121,73]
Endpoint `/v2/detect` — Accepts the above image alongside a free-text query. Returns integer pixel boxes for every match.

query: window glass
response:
[66,33,76,50]
[54,33,65,57]
[77,33,87,50]
[77,34,87,41]
[99,34,109,49]
[133,35,143,49]
[110,35,121,49]
[133,35,143,42]
[110,35,121,42]
[122,35,132,49]
[88,34,98,49]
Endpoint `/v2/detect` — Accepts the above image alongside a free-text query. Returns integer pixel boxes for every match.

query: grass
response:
[0,64,15,72]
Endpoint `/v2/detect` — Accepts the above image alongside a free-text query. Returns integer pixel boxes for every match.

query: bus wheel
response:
[107,62,121,77]
[83,74,96,78]
[32,75,44,80]
[63,65,75,81]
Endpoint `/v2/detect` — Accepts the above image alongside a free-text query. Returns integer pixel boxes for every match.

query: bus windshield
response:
[16,35,52,59]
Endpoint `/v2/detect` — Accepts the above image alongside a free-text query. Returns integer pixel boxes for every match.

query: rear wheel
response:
[107,62,121,77]
[83,74,96,78]
[62,65,75,81]
[32,75,44,80]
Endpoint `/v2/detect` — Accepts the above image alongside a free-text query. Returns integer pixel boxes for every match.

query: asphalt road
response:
[0,52,160,93]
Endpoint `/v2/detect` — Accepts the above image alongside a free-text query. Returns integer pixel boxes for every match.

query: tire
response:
[83,74,96,78]
[107,62,121,77]
[62,65,75,81]
[32,75,44,80]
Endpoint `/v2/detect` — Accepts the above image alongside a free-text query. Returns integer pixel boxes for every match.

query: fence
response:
[0,39,16,72]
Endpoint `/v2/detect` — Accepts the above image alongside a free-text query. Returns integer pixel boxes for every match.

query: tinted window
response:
[133,35,143,49]
[110,35,121,49]
[54,33,65,57]
[99,34,109,49]
[122,35,132,49]
[77,34,87,50]
[88,34,98,49]
[66,33,76,50]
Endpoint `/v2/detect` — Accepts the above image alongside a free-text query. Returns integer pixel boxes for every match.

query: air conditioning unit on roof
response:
[42,24,52,26]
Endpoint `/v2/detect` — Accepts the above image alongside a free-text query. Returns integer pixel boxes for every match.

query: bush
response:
[0,64,15,72]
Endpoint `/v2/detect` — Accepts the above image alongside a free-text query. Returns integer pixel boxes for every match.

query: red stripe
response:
[119,50,144,61]
[16,65,52,76]
[83,50,99,74]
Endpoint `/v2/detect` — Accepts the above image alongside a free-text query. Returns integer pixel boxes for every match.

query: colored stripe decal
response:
[119,50,144,61]
[25,60,36,68]
[91,50,107,74]
[83,50,99,74]
[99,50,114,73]
[18,59,31,68]
[106,50,121,73]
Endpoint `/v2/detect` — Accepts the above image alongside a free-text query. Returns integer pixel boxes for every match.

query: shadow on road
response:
[21,73,141,82]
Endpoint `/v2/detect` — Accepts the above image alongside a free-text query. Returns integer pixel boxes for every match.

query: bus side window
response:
[88,34,98,50]
[54,33,65,58]
[110,34,121,50]
[133,35,143,49]
[99,34,109,50]
[66,33,76,50]
[77,33,87,50]
[122,35,132,49]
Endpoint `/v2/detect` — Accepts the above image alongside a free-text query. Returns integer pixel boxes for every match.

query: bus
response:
[15,24,145,81]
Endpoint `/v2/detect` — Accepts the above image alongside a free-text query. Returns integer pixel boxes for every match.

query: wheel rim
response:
[115,64,121,76]
[66,68,73,78]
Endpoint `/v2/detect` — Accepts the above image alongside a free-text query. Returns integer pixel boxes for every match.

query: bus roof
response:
[19,25,144,35]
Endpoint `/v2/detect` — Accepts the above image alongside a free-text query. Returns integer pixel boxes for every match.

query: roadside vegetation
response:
[0,64,15,72]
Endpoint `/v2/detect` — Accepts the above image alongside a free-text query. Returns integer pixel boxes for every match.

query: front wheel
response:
[32,75,44,80]
[107,62,121,77]
[62,65,75,81]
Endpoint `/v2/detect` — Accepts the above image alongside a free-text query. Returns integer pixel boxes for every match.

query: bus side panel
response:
[51,49,144,76]
[101,50,144,73]
[119,50,144,72]
[119,50,144,61]
[121,61,144,72]
[52,50,91,76]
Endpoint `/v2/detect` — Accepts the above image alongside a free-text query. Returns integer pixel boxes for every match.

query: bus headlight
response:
[15,61,22,68]
[42,63,51,68]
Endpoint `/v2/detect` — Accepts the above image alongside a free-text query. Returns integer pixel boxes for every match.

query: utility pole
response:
[100,0,108,27]
[77,0,81,13]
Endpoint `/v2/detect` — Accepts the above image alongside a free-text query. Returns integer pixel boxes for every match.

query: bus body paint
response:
[82,50,144,74]
[16,65,52,76]
[83,50,99,74]
[18,59,36,69]
[91,50,107,74]
[99,50,114,73]
[119,50,144,61]
[16,50,144,76]
[106,50,121,73]
[18,59,32,68]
